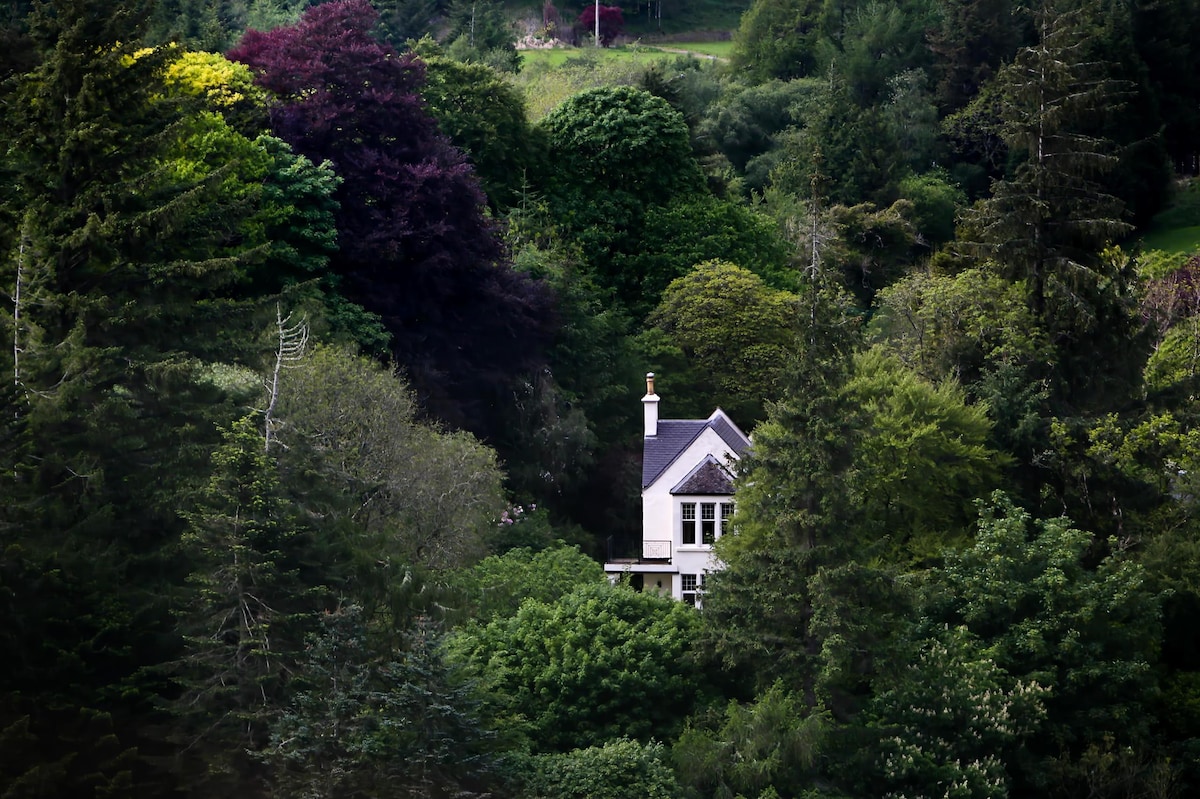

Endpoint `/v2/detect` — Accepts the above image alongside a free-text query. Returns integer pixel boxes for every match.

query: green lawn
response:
[1140,225,1200,256]
[518,45,668,69]
[1137,180,1200,270]
[518,41,731,70]
[664,40,735,58]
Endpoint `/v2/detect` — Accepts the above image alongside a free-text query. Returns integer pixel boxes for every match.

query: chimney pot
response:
[643,371,659,437]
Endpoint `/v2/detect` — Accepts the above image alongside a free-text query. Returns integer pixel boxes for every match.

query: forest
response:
[2,0,1200,796]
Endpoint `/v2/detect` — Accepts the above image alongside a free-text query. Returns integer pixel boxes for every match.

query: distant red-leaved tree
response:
[1141,256,1200,339]
[229,0,553,432]
[575,4,624,46]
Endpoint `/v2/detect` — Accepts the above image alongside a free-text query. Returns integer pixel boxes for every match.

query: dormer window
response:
[681,501,733,546]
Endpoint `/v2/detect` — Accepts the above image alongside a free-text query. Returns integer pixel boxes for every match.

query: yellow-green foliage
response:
[163,49,266,108]
[870,268,1049,381]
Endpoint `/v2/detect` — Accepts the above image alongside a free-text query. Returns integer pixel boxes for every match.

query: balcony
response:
[606,536,672,564]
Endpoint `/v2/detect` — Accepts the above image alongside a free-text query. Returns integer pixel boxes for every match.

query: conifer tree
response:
[172,416,332,793]
[962,0,1144,409]
[263,606,498,798]
[1,2,293,791]
[702,264,866,699]
[965,0,1131,329]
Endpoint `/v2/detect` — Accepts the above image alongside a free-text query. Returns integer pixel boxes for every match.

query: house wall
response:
[642,427,736,539]
[642,426,738,601]
[644,573,672,597]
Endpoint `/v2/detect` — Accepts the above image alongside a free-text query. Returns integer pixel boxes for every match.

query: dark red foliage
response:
[229,0,554,433]
[575,4,624,47]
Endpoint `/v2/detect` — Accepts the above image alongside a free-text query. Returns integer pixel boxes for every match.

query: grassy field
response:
[1139,180,1200,270]
[513,42,731,119]
[660,40,735,58]
[1140,225,1200,256]
[518,41,730,70]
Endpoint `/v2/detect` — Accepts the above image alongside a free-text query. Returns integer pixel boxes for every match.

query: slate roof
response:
[642,410,751,489]
[671,455,735,495]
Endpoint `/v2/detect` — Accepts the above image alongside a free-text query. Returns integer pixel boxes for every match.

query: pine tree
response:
[264,606,498,797]
[1,2,292,792]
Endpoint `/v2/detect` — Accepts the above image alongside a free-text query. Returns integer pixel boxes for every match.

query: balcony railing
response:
[641,539,671,560]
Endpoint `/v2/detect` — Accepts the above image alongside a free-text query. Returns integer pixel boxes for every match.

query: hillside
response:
[4,1,1200,798]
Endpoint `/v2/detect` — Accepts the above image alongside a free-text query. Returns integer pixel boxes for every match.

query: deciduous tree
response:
[919,492,1164,793]
[274,346,506,575]
[449,582,706,751]
[537,84,706,314]
[230,0,554,433]
[414,42,538,209]
[646,260,801,425]
[575,3,624,46]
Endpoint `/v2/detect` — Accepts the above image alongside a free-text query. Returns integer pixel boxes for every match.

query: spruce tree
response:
[962,0,1143,409]
[965,0,1131,329]
[702,259,866,701]
[172,416,332,794]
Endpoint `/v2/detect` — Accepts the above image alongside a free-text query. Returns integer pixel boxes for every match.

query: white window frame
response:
[681,502,697,545]
[679,499,734,547]
[681,572,707,607]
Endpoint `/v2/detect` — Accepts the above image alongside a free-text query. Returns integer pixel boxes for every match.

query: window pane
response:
[681,574,697,591]
[682,503,696,545]
[718,502,734,541]
[701,503,716,544]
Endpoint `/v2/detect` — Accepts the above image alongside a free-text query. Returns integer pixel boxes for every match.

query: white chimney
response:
[642,372,659,437]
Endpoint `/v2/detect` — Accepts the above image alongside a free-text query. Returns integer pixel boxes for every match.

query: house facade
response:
[604,374,751,605]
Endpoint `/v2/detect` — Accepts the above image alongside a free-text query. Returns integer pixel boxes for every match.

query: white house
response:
[604,373,752,605]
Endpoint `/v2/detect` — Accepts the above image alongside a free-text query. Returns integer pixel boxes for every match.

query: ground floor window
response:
[681,572,705,606]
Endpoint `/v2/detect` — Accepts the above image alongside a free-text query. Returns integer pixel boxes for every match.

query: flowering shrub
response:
[493,502,559,553]
[497,503,537,526]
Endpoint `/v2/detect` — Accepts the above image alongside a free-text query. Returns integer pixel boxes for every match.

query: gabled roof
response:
[642,409,751,489]
[671,455,735,495]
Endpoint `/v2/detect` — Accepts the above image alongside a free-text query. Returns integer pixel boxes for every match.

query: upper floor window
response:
[681,501,734,546]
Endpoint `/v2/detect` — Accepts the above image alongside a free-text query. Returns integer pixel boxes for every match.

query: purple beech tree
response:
[229,0,553,433]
